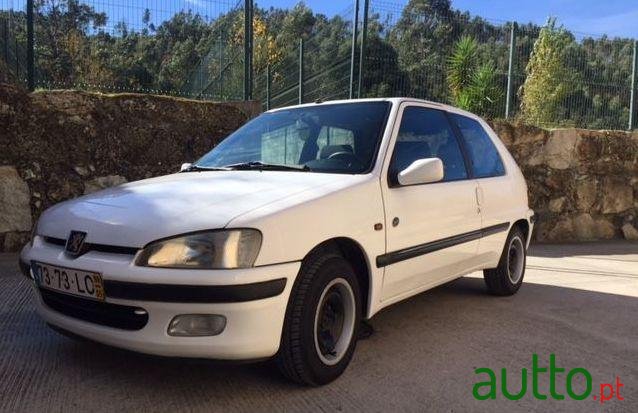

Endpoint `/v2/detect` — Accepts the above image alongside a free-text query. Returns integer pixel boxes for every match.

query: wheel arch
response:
[512,218,531,246]
[302,237,373,319]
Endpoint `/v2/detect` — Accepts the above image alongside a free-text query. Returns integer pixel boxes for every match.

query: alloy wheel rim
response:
[313,278,356,366]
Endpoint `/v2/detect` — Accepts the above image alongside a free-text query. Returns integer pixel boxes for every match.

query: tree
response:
[388,0,455,100]
[230,12,282,74]
[33,0,107,86]
[520,18,575,126]
[360,14,410,98]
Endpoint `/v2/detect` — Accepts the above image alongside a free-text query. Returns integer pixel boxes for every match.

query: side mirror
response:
[397,158,444,186]
[180,163,192,172]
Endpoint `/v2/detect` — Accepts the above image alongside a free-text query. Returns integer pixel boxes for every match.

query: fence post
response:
[248,0,253,99]
[298,39,304,104]
[505,22,517,119]
[219,35,223,99]
[243,0,252,100]
[629,40,638,130]
[357,0,369,99]
[349,0,360,99]
[266,64,271,110]
[26,0,34,90]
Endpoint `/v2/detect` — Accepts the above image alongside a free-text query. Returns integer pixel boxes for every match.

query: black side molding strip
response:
[481,222,511,237]
[104,278,287,303]
[376,222,510,268]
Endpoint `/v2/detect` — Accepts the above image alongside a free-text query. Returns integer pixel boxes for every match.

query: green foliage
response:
[520,18,575,126]
[388,0,455,101]
[447,36,502,116]
[465,63,502,115]
[32,0,108,86]
[447,36,478,99]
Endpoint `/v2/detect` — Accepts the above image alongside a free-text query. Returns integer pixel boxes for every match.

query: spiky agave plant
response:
[447,36,502,116]
[446,36,478,105]
[466,62,502,115]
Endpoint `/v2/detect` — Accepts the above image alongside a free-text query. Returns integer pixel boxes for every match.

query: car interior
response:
[388,108,469,184]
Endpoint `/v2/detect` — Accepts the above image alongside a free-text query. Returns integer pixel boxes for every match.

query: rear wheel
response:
[277,251,361,385]
[484,227,526,296]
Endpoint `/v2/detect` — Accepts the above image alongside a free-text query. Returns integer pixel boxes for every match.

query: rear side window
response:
[391,107,468,183]
[450,114,505,178]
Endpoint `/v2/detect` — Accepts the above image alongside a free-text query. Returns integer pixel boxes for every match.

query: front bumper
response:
[20,239,300,360]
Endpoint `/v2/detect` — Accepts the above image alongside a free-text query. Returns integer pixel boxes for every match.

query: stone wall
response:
[0,83,259,251]
[1,82,637,251]
[491,121,638,242]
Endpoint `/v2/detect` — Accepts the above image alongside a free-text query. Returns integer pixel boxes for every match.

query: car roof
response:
[265,97,481,120]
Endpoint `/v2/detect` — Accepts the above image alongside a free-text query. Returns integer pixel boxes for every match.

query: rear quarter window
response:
[450,114,505,178]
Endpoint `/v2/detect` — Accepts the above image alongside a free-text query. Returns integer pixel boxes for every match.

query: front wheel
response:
[277,252,361,385]
[483,227,527,296]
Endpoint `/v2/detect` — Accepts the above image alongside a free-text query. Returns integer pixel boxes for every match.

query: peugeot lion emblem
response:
[65,231,87,256]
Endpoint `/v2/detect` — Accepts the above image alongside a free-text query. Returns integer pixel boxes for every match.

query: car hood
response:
[38,171,345,247]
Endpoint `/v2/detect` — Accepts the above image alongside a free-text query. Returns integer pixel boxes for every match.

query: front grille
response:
[43,236,66,247]
[39,288,148,331]
[43,236,139,256]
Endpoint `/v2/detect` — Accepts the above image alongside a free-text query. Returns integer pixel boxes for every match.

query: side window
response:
[450,114,505,178]
[390,106,468,183]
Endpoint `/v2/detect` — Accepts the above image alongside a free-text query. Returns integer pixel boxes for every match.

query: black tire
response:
[484,227,527,296]
[277,250,361,386]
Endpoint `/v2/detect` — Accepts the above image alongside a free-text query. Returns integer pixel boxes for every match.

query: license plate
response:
[32,261,105,301]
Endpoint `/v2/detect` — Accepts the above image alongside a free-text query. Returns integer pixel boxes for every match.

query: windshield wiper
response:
[182,165,231,172]
[222,161,311,171]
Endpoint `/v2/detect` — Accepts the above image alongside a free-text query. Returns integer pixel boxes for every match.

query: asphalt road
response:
[1,242,637,412]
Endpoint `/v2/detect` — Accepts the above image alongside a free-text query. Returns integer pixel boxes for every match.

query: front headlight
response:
[135,229,262,269]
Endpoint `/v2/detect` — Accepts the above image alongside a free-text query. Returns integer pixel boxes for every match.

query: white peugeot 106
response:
[21,98,535,385]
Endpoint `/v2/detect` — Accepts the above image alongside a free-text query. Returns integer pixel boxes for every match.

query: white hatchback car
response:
[20,98,534,385]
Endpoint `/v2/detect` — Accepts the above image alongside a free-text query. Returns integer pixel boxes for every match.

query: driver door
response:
[379,104,481,301]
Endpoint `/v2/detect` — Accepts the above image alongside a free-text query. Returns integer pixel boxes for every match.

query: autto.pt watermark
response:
[473,354,625,404]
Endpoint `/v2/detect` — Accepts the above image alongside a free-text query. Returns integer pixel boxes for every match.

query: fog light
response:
[167,314,226,337]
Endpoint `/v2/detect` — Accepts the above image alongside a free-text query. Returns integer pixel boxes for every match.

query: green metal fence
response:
[1,0,637,130]
[0,0,245,98]
[251,0,637,131]
[180,0,246,100]
[0,0,28,86]
[252,3,356,109]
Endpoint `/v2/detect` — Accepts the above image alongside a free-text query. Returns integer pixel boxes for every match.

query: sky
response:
[254,0,638,38]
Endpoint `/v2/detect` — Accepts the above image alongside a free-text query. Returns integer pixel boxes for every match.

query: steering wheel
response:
[328,151,355,160]
[327,151,364,169]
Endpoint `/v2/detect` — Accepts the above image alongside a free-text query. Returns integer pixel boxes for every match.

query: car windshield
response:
[194,102,391,174]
